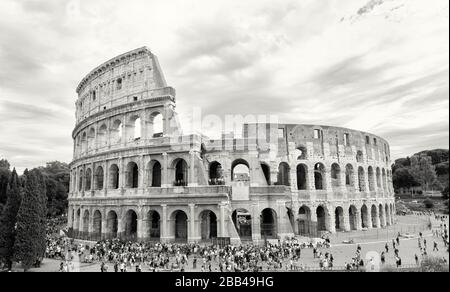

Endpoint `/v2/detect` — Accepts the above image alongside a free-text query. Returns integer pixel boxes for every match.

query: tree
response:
[442,186,449,200]
[37,161,69,217]
[392,167,420,190]
[13,169,47,271]
[0,159,11,206]
[0,169,22,270]
[410,155,438,191]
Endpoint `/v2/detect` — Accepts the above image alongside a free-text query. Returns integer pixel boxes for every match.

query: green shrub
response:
[420,256,449,272]
[423,198,434,209]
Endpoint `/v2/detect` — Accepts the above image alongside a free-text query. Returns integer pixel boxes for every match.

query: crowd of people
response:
[33,213,450,272]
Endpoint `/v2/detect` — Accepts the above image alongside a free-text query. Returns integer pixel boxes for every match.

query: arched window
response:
[209,161,224,185]
[295,146,307,160]
[345,164,354,187]
[331,163,341,188]
[356,150,364,163]
[173,159,188,186]
[314,163,326,190]
[368,166,375,191]
[296,164,307,190]
[277,162,290,186]
[95,166,104,190]
[111,120,122,143]
[127,162,139,188]
[376,167,381,188]
[358,166,366,192]
[98,124,107,147]
[88,128,95,150]
[134,118,141,140]
[231,159,250,182]
[149,160,161,187]
[85,168,92,191]
[109,164,119,189]
[150,112,163,138]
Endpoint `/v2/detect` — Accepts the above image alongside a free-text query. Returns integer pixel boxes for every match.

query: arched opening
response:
[200,210,218,240]
[376,167,381,188]
[261,208,277,239]
[95,166,104,190]
[296,164,307,190]
[349,205,358,230]
[82,210,89,237]
[385,204,391,226]
[316,206,328,232]
[148,210,160,240]
[232,209,252,239]
[382,169,387,190]
[109,164,119,189]
[126,162,139,188]
[111,120,122,143]
[368,166,375,191]
[173,210,188,241]
[335,207,344,231]
[149,160,161,187]
[298,206,312,236]
[261,163,271,185]
[295,146,307,160]
[93,210,102,240]
[124,210,138,241]
[98,124,107,147]
[85,168,92,191]
[358,166,366,192]
[356,150,364,163]
[78,169,83,192]
[209,161,224,185]
[88,128,95,150]
[150,112,163,138]
[173,159,188,186]
[231,159,250,181]
[371,205,378,228]
[379,204,385,227]
[345,164,355,188]
[331,163,341,188]
[361,205,369,228]
[134,117,141,140]
[277,162,290,186]
[106,211,118,239]
[81,132,87,153]
[314,163,326,190]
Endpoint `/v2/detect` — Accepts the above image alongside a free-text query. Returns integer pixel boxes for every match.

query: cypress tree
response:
[12,169,47,271]
[0,169,22,270]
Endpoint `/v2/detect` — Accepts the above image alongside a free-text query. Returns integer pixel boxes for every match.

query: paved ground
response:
[11,215,449,272]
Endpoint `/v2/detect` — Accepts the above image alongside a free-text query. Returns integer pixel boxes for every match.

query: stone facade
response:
[68,47,396,244]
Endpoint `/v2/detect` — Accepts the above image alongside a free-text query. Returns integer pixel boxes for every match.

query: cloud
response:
[0,0,448,173]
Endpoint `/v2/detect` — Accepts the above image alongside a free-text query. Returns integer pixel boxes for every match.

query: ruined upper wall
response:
[75,47,174,124]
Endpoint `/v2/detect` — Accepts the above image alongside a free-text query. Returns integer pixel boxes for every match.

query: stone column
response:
[117,217,124,240]
[188,150,198,187]
[137,218,145,242]
[160,204,169,242]
[101,212,107,240]
[67,205,73,229]
[343,206,351,232]
[103,160,108,197]
[328,205,336,233]
[88,209,94,240]
[188,204,198,243]
[251,203,261,243]
[90,162,95,194]
[162,153,169,188]
[356,207,363,231]
[138,155,144,191]
[324,169,333,193]
[219,203,226,238]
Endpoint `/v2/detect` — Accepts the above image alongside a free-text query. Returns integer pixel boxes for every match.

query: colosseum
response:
[67,47,396,244]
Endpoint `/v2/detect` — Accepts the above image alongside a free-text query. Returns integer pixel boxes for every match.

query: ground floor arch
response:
[232,208,252,240]
[200,210,218,240]
[172,210,188,242]
[93,210,102,240]
[335,207,344,231]
[261,208,278,239]
[316,205,328,232]
[148,210,161,240]
[106,211,118,239]
[349,205,358,230]
[371,205,378,228]
[361,205,369,228]
[298,205,312,236]
[124,210,138,240]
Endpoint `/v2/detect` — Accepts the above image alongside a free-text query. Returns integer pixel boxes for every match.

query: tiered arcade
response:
[68,47,396,244]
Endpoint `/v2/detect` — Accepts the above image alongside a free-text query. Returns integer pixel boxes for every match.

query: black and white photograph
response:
[0,0,448,279]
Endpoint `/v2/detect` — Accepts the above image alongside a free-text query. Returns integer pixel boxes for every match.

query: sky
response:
[0,0,448,174]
